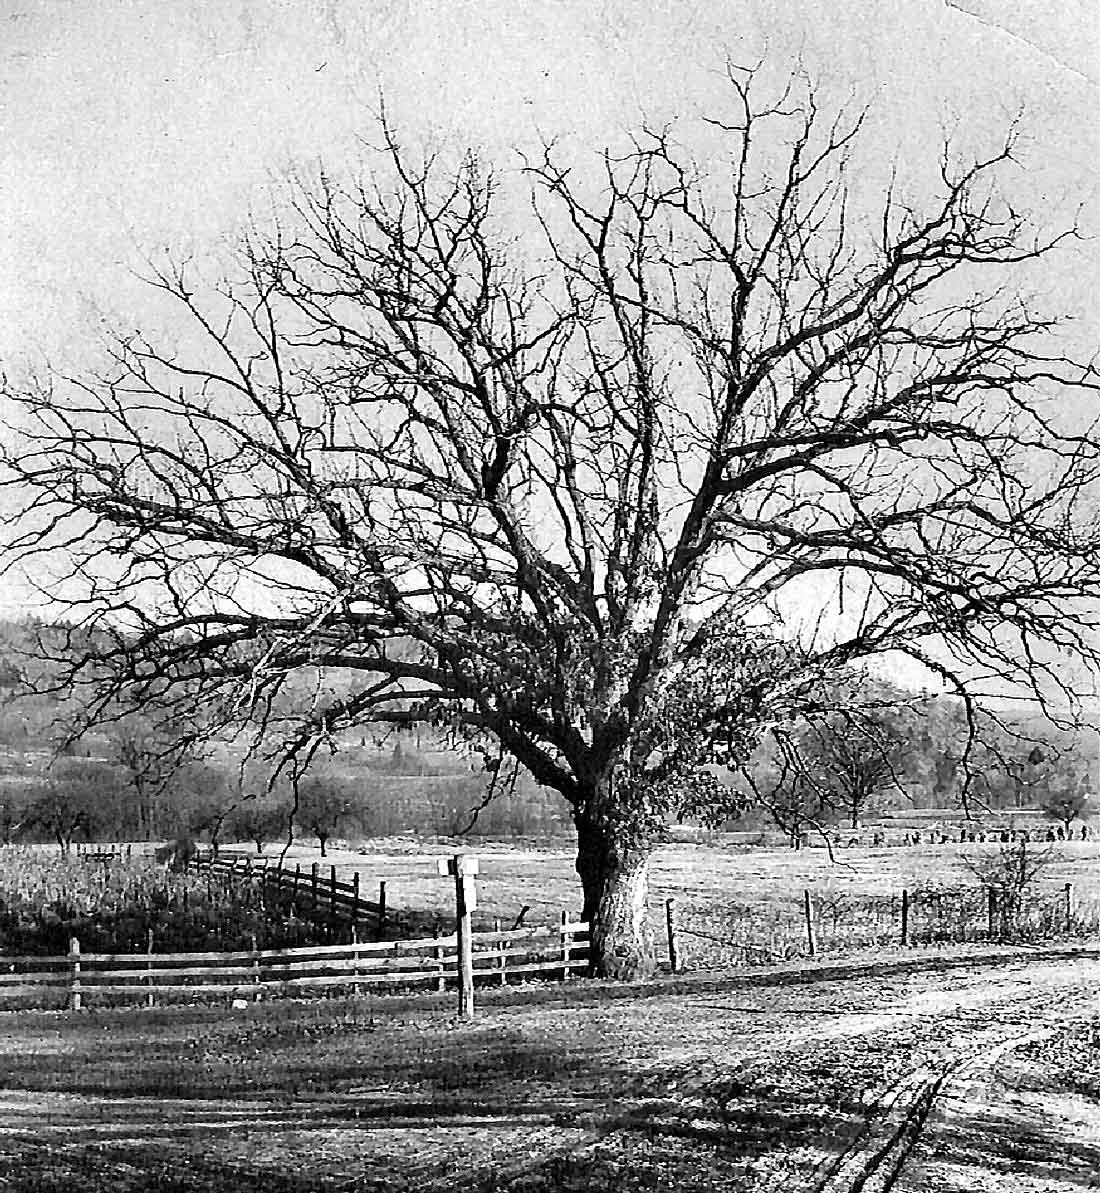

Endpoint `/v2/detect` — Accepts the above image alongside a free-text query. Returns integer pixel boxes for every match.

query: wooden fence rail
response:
[188,852,389,937]
[0,919,590,1010]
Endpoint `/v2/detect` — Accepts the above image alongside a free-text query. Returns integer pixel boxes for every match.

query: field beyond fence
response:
[673,880,1100,968]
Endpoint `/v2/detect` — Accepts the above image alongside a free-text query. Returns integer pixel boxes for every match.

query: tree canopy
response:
[5,66,1100,976]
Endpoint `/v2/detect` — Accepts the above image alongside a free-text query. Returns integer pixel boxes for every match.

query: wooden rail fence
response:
[189,852,389,938]
[0,919,590,1011]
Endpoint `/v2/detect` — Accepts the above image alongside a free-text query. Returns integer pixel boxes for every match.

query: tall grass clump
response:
[0,846,334,955]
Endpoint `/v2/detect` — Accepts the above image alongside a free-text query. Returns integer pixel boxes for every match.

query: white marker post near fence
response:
[438,853,478,1018]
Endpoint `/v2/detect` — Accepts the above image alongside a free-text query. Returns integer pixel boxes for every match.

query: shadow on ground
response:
[2,949,1095,1191]
[0,1034,874,1192]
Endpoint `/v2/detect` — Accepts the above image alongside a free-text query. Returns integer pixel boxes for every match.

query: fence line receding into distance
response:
[187,851,389,938]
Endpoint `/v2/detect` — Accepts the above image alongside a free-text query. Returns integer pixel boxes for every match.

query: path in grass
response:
[0,946,1097,1191]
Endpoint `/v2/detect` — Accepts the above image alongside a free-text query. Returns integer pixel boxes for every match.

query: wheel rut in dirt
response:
[0,947,1096,1192]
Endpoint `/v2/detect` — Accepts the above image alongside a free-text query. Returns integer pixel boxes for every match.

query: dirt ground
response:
[0,944,1098,1191]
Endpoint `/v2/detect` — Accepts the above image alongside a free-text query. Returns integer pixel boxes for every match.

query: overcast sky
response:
[1,1,1096,362]
[0,0,1097,634]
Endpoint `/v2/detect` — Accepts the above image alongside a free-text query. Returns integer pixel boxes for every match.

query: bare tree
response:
[296,775,358,858]
[1034,743,1092,833]
[1042,789,1091,835]
[226,795,289,854]
[964,837,1053,937]
[748,747,831,848]
[103,713,182,840]
[797,709,911,830]
[23,757,124,852]
[5,66,1100,977]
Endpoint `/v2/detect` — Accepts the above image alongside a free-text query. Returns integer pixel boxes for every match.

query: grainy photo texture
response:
[0,3,1098,1190]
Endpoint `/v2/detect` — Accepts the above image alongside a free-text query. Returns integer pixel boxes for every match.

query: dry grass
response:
[0,846,337,955]
[249,836,1100,963]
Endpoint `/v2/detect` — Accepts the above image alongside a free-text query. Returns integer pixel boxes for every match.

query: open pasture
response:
[277,833,1100,917]
[6,833,1098,977]
[239,833,1100,965]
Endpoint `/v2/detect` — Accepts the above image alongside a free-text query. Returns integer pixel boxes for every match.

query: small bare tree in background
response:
[6,64,1100,977]
[296,775,359,858]
[226,796,289,854]
[793,704,913,830]
[965,838,1053,937]
[1042,789,1092,837]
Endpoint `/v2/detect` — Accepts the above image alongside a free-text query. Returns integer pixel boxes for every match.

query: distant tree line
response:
[732,679,1094,842]
[0,620,1090,853]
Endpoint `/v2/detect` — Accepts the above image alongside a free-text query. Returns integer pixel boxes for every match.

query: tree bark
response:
[574,808,656,980]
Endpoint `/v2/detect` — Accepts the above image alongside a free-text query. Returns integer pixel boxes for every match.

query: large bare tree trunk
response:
[574,807,656,981]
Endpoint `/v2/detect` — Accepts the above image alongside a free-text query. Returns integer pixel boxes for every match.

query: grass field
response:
[239,833,1100,966]
[6,832,1098,972]
[274,833,1100,915]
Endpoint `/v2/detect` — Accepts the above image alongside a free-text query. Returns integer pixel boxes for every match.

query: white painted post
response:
[438,854,478,1018]
[350,923,361,997]
[69,936,82,1011]
[146,927,155,1008]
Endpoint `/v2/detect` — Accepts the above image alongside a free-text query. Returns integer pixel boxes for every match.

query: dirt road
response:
[0,946,1097,1191]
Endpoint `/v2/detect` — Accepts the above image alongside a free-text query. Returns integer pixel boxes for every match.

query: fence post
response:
[68,936,82,1011]
[310,863,319,913]
[250,932,261,1001]
[1064,882,1075,931]
[561,910,573,980]
[496,917,507,986]
[377,881,388,941]
[351,872,361,934]
[434,922,446,993]
[900,889,910,947]
[438,854,477,1018]
[665,898,681,973]
[350,923,361,997]
[987,886,998,938]
[146,927,155,1009]
[330,865,338,917]
[803,890,817,958]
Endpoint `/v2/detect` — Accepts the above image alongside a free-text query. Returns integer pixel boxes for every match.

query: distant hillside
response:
[0,617,574,842]
[0,616,1092,846]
